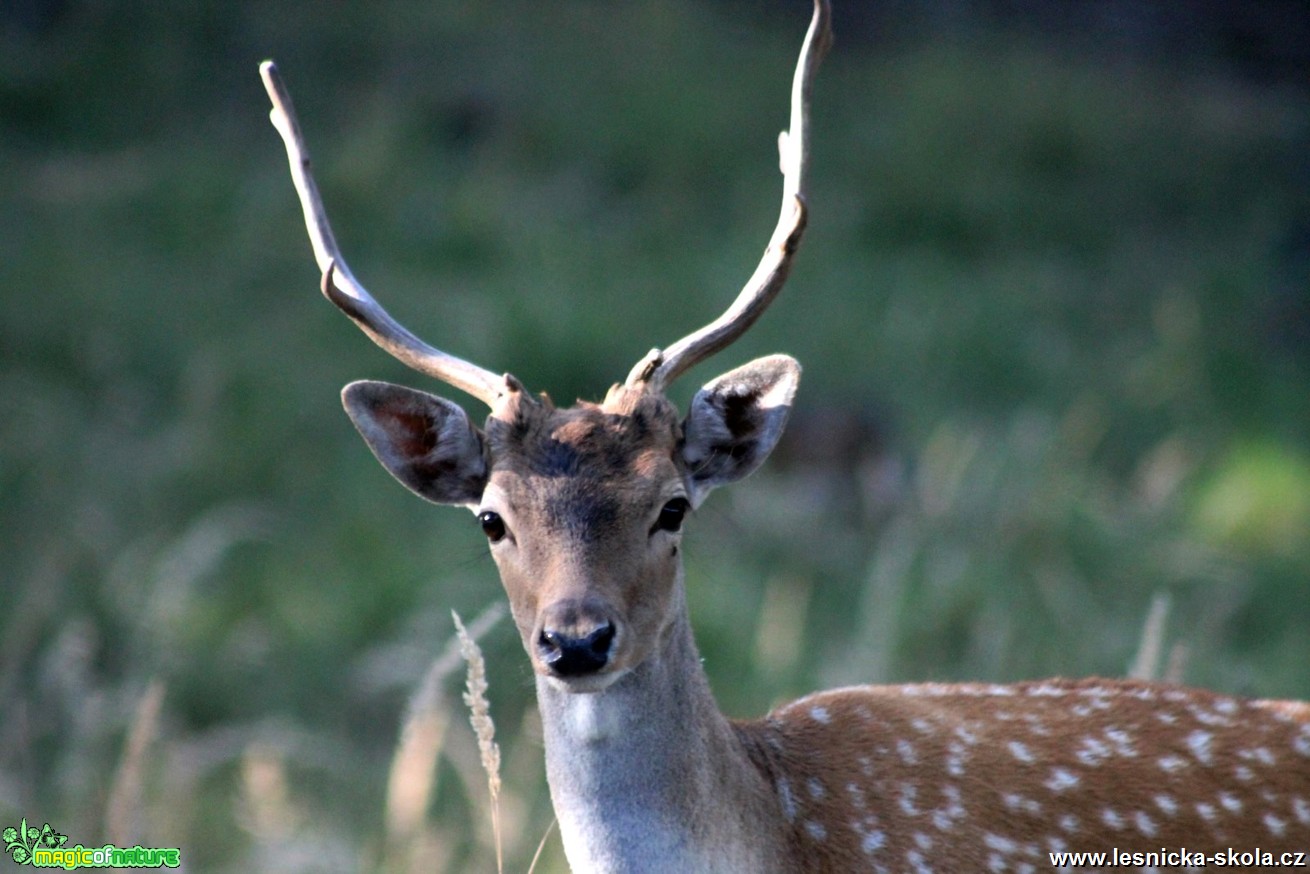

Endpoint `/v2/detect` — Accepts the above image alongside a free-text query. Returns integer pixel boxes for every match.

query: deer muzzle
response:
[536,600,618,680]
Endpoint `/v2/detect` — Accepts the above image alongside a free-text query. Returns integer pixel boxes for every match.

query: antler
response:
[260,61,515,410]
[625,0,833,393]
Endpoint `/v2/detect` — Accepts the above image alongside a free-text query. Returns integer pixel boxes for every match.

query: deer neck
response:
[535,583,788,873]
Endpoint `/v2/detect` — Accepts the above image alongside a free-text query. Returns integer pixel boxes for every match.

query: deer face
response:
[478,393,688,691]
[340,355,799,691]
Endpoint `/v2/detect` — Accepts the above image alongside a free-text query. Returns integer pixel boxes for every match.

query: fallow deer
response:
[261,1,1310,870]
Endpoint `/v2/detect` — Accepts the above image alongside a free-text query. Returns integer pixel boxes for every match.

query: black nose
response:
[538,622,616,677]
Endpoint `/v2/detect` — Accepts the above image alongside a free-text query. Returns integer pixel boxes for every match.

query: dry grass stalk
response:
[1128,591,1171,680]
[237,742,301,839]
[385,708,448,853]
[526,817,557,874]
[104,678,165,844]
[384,603,504,856]
[453,610,503,874]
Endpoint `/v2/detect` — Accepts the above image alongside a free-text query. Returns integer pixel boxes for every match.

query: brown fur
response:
[741,678,1310,869]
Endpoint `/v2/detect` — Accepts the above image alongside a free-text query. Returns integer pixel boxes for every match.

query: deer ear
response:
[680,354,800,506]
[341,380,488,507]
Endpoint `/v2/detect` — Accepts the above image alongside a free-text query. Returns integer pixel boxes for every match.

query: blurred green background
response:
[3,1,1308,870]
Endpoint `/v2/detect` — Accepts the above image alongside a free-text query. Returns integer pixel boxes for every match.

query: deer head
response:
[260,0,831,693]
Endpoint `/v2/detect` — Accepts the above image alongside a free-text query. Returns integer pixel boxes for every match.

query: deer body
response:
[261,1,1310,869]
[750,681,1310,870]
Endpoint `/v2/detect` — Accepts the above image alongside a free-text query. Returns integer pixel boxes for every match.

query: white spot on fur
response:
[1234,765,1255,782]
[899,783,920,816]
[804,820,827,841]
[1157,754,1187,773]
[777,777,797,822]
[810,705,831,724]
[1154,794,1178,816]
[983,832,1018,854]
[1059,813,1080,833]
[932,783,968,830]
[1135,811,1157,837]
[807,777,826,800]
[914,832,933,850]
[946,740,968,778]
[862,830,886,854]
[1045,767,1079,792]
[1075,736,1111,766]
[1264,813,1287,836]
[897,738,918,765]
[926,790,965,832]
[1021,712,1050,732]
[1196,802,1217,822]
[911,717,935,734]
[1218,791,1242,813]
[1294,796,1310,825]
[1186,730,1214,765]
[899,683,944,697]
[1008,740,1036,763]
[1101,808,1124,829]
[847,782,867,809]
[1026,683,1067,697]
[1294,727,1310,757]
[1189,704,1234,727]
[1002,793,1042,815]
[1104,727,1136,756]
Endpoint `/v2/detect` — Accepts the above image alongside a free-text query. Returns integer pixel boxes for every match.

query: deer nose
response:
[537,621,616,677]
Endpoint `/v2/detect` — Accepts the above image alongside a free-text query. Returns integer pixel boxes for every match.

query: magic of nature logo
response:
[3,818,180,869]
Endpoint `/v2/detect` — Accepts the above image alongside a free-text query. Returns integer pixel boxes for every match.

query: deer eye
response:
[478,511,508,543]
[652,498,690,534]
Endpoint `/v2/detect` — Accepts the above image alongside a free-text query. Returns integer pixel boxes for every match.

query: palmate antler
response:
[262,0,832,405]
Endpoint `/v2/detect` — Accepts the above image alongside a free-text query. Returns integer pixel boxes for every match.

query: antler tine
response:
[626,0,833,392]
[260,61,514,410]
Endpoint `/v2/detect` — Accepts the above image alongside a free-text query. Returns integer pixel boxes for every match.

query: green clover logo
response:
[3,818,64,866]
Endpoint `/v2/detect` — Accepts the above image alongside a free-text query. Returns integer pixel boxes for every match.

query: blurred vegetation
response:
[2,1,1308,871]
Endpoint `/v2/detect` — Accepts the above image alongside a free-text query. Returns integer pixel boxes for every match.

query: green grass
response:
[3,1,1308,871]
